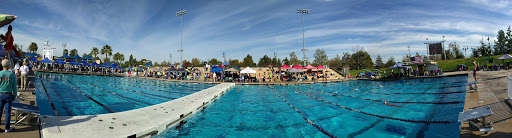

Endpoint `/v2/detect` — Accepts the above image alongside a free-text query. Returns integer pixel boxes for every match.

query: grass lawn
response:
[347,54,512,76]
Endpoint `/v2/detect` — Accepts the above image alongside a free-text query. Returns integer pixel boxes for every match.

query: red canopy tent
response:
[292,64,303,69]
[317,65,326,69]
[304,64,316,69]
[280,64,292,69]
[219,64,224,68]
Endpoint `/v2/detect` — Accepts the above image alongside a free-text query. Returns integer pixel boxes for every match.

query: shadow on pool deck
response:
[459,70,512,137]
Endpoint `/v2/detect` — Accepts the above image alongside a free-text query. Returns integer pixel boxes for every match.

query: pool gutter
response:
[39,83,235,138]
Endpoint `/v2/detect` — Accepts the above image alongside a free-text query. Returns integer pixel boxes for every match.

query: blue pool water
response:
[154,76,467,138]
[35,72,215,116]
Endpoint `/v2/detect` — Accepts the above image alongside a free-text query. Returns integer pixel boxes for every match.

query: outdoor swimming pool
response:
[154,76,467,138]
[35,72,216,116]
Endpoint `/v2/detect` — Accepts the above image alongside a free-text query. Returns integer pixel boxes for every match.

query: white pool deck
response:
[40,83,235,138]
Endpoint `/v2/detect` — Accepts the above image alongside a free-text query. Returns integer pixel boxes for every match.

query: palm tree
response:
[29,42,38,52]
[113,52,120,63]
[119,54,124,63]
[63,49,68,56]
[90,47,99,59]
[101,45,112,62]
[69,49,78,56]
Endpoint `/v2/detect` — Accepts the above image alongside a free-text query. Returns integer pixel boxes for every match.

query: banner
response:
[428,43,443,55]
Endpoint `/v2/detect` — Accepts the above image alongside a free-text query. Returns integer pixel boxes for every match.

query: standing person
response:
[20,62,29,90]
[473,60,478,88]
[0,59,17,133]
[212,73,216,82]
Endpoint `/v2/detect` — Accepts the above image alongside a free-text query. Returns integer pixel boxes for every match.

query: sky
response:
[1,0,512,64]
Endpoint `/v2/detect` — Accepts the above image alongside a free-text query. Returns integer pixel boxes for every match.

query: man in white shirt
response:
[14,61,20,75]
[20,62,29,89]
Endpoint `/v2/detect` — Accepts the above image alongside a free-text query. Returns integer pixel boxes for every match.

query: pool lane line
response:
[267,86,337,138]
[39,79,60,116]
[92,77,197,95]
[333,88,466,95]
[60,79,117,113]
[283,87,455,124]
[72,76,153,105]
[302,86,463,104]
[118,77,209,91]
[71,76,178,100]
[355,80,468,86]
[95,76,207,92]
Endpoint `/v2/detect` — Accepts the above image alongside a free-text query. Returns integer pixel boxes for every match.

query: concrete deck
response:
[460,70,512,137]
[40,83,235,138]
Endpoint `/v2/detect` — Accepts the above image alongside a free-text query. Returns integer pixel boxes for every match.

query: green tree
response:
[384,56,396,68]
[328,54,342,70]
[28,42,38,52]
[282,57,290,65]
[375,55,384,69]
[209,58,221,65]
[13,44,23,53]
[182,60,191,67]
[70,49,78,56]
[258,55,272,67]
[101,45,112,62]
[229,59,241,67]
[191,58,201,67]
[341,52,351,68]
[113,52,121,63]
[495,30,507,55]
[350,49,373,70]
[63,49,69,56]
[82,53,87,58]
[448,42,464,59]
[289,52,300,66]
[242,54,255,67]
[313,48,328,66]
[471,48,479,57]
[506,25,512,54]
[90,47,99,59]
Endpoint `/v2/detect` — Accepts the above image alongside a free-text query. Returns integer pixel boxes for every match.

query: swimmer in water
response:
[331,92,338,96]
[295,91,299,95]
[384,101,403,107]
[351,89,359,91]
[237,89,240,92]
[379,85,384,88]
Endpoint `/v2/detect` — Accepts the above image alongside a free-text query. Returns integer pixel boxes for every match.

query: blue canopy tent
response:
[68,60,78,65]
[387,63,411,70]
[28,56,38,62]
[91,62,99,67]
[54,59,66,64]
[111,63,118,69]
[169,64,175,67]
[24,52,38,57]
[70,54,82,60]
[42,58,52,63]
[0,45,16,58]
[101,63,111,67]
[79,61,90,66]
[210,66,224,72]
[144,62,152,66]
[222,62,229,65]
[82,55,93,60]
[60,53,71,59]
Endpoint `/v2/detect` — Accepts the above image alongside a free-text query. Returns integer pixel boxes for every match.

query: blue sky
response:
[1,0,511,64]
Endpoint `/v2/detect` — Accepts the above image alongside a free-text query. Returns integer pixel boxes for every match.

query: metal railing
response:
[507,76,512,100]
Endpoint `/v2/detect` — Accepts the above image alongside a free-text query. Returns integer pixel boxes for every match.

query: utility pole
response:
[223,52,226,63]
[442,36,446,60]
[169,54,172,65]
[407,45,411,57]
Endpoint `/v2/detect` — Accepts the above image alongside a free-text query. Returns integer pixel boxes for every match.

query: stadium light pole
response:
[176,10,186,67]
[463,47,469,67]
[297,9,309,66]
[170,54,172,65]
[442,36,446,60]
[407,46,411,57]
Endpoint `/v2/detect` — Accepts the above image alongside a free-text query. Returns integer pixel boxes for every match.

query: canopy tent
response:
[317,65,326,69]
[41,58,52,63]
[54,59,65,64]
[169,64,175,67]
[82,55,93,60]
[482,57,494,64]
[303,64,316,69]
[222,62,230,65]
[0,44,17,58]
[144,62,152,66]
[224,68,240,72]
[280,64,292,69]
[387,63,411,69]
[70,54,82,60]
[79,61,90,66]
[91,62,99,67]
[60,53,71,59]
[24,52,38,57]
[219,64,224,68]
[240,67,257,73]
[101,63,112,67]
[68,60,78,65]
[111,63,118,68]
[497,54,512,60]
[287,68,303,73]
[292,64,303,69]
[210,66,224,72]
[28,56,38,62]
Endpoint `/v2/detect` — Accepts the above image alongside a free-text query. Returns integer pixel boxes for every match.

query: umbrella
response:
[223,62,230,65]
[0,14,16,28]
[303,64,316,69]
[224,68,240,72]
[240,67,257,73]
[292,64,303,69]
[287,68,303,73]
[280,64,292,69]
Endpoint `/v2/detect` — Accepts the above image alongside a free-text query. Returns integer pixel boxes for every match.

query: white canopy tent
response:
[240,67,257,73]
[498,54,512,59]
